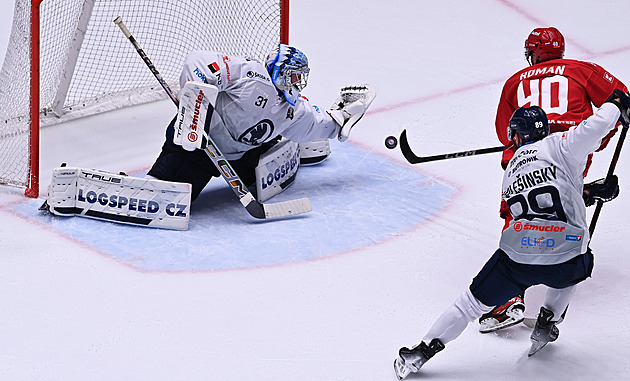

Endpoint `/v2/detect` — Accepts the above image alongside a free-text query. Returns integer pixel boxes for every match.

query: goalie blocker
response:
[44,166,192,230]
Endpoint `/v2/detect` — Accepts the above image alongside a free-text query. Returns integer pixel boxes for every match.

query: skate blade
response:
[479,316,525,333]
[393,358,411,380]
[528,340,548,357]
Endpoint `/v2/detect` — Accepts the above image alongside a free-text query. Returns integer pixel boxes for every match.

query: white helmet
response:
[265,44,310,105]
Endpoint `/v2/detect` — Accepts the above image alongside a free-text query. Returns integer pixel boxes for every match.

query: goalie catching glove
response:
[328,84,377,141]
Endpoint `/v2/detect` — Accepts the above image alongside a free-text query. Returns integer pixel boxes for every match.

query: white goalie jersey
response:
[179,50,341,160]
[499,103,620,265]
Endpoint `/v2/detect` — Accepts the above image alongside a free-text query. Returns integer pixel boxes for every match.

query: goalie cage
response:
[0,0,289,198]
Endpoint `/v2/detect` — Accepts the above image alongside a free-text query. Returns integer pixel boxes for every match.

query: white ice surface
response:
[1,1,629,380]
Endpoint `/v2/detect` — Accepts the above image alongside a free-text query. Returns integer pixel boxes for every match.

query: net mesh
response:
[0,0,284,190]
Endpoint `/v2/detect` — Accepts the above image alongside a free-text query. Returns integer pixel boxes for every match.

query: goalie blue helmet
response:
[265,44,310,106]
[508,106,550,147]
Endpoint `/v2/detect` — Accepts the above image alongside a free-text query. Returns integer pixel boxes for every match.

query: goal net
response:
[0,0,289,197]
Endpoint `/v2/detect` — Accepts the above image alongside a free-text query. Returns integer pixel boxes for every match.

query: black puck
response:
[385,135,398,149]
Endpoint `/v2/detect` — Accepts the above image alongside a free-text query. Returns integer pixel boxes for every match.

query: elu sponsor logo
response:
[520,236,555,249]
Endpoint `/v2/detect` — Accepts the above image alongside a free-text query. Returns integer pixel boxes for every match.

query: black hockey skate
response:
[479,295,525,333]
[528,306,559,357]
[393,339,444,380]
[523,304,568,328]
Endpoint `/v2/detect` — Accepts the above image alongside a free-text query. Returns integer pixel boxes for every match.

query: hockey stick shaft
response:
[399,129,504,164]
[114,17,311,219]
[114,17,179,106]
[588,119,628,236]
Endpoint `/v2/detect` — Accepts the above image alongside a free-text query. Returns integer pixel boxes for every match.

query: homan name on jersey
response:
[503,165,558,198]
[519,65,566,81]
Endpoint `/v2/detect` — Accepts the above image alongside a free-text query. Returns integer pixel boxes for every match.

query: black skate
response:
[479,295,525,333]
[528,306,559,357]
[524,304,568,328]
[393,339,444,380]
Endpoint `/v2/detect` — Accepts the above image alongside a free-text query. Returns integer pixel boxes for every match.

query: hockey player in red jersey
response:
[394,93,626,379]
[478,27,628,333]
[495,27,627,167]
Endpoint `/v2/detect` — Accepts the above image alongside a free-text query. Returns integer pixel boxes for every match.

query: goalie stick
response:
[399,129,504,164]
[114,16,311,219]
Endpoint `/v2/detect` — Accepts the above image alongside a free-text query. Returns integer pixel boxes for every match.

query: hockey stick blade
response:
[399,129,504,164]
[243,194,312,219]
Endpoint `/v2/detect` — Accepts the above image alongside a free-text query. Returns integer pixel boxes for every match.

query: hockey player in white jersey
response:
[148,44,376,201]
[393,90,627,379]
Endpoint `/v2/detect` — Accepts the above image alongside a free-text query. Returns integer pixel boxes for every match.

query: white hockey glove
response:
[328,84,377,142]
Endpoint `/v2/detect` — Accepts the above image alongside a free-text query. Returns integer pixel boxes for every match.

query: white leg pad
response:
[299,140,330,166]
[46,167,192,230]
[255,138,300,202]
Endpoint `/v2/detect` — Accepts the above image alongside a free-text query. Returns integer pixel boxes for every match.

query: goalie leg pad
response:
[299,140,331,166]
[255,138,300,202]
[46,167,192,230]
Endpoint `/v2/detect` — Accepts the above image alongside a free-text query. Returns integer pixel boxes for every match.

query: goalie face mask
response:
[265,44,310,105]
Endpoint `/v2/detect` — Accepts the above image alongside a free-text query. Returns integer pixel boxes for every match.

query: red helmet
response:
[524,27,565,65]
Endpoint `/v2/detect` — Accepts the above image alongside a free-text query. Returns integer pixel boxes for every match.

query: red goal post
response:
[0,0,290,198]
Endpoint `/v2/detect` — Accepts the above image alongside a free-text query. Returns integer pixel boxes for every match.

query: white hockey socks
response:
[424,289,493,344]
[543,285,577,321]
